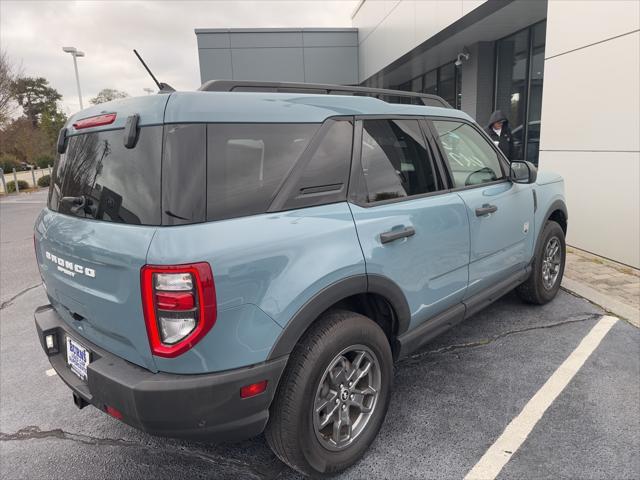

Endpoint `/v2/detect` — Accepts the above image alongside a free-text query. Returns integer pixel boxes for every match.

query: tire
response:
[265,309,393,478]
[517,220,566,304]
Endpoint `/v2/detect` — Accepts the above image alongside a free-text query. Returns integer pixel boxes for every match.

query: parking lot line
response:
[464,315,618,480]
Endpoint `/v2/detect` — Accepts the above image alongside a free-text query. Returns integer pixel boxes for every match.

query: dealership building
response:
[196,0,639,268]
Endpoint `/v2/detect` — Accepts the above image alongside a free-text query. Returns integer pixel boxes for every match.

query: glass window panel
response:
[206,123,318,221]
[526,21,546,165]
[423,70,437,95]
[438,63,456,107]
[432,120,504,188]
[361,119,438,202]
[495,28,530,160]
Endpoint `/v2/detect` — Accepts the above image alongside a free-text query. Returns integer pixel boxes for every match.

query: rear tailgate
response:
[35,94,170,371]
[35,212,157,370]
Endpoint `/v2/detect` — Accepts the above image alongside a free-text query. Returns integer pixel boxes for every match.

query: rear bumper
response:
[34,304,288,441]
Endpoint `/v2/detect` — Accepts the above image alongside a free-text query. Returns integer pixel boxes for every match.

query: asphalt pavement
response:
[1,191,638,480]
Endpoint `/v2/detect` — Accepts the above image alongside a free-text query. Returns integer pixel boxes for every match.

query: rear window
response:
[206,123,319,221]
[48,126,162,225]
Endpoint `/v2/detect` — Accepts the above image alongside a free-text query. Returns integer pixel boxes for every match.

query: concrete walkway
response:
[562,246,640,327]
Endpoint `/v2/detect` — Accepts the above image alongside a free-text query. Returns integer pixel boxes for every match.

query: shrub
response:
[6,180,30,193]
[35,155,54,169]
[0,153,20,173]
[37,174,51,188]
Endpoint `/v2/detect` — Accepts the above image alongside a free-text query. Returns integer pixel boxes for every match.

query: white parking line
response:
[45,368,57,377]
[464,315,618,480]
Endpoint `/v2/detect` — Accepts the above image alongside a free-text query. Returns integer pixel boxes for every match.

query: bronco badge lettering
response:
[45,251,96,278]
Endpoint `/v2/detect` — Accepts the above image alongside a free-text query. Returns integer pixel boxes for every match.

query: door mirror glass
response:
[510,160,537,184]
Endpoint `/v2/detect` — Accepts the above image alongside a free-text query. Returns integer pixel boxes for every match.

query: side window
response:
[281,119,353,210]
[431,120,505,188]
[206,123,319,221]
[361,119,439,203]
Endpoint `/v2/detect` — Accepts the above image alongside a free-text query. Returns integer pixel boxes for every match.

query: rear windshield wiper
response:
[60,195,97,216]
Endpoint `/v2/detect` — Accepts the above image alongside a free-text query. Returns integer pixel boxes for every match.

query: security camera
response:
[455,52,470,66]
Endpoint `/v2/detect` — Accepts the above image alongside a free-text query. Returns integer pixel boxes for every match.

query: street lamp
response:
[62,46,85,110]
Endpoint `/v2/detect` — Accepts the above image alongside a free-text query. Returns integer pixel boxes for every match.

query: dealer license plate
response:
[66,337,90,381]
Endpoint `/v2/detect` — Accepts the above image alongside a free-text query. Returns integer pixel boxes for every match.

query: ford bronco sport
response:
[34,81,567,477]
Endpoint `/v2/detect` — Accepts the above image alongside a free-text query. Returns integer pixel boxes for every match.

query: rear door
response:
[428,118,535,298]
[348,118,470,331]
[36,115,165,371]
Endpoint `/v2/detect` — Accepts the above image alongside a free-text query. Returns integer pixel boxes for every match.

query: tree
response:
[90,88,129,105]
[0,49,20,127]
[12,77,62,127]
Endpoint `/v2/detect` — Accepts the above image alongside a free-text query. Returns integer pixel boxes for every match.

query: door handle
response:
[380,226,416,244]
[475,204,498,216]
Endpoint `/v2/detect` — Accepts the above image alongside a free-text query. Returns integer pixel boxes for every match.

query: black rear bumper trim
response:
[35,305,288,441]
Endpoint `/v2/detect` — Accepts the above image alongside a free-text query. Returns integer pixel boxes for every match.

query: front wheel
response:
[517,220,566,304]
[265,310,393,477]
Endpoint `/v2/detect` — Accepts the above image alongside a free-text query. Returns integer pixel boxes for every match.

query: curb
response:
[562,277,639,328]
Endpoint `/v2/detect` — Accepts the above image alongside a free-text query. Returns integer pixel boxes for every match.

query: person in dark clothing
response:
[485,110,516,161]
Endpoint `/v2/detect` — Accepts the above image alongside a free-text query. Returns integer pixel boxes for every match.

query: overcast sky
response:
[0,0,357,114]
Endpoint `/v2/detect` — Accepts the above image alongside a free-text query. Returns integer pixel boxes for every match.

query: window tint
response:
[162,124,206,225]
[282,120,352,210]
[432,120,504,188]
[361,119,438,203]
[49,126,162,225]
[206,123,319,221]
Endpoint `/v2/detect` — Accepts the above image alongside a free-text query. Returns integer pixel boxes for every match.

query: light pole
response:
[62,46,85,110]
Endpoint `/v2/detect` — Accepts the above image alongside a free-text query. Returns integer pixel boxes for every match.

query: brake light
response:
[73,113,116,130]
[141,263,216,357]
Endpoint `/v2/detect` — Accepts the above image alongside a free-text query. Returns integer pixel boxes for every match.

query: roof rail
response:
[198,80,452,109]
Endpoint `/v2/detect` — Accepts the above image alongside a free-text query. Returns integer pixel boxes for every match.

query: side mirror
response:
[510,160,537,184]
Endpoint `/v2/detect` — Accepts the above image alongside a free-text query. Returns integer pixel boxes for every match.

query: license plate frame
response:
[66,336,90,381]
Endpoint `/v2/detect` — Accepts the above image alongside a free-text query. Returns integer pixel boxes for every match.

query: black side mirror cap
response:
[123,114,140,149]
[57,127,68,154]
[510,160,538,184]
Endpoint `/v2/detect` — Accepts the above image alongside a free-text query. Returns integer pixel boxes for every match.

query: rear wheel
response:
[265,310,393,477]
[517,220,566,304]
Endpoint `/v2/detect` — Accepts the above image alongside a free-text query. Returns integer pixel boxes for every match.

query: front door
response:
[429,119,535,298]
[349,118,470,330]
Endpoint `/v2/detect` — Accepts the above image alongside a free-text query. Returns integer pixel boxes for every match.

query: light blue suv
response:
[34,81,567,477]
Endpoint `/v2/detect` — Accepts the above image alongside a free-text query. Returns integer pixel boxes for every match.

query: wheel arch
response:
[267,274,411,361]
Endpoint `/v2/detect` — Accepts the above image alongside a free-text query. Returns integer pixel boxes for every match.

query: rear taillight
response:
[141,263,216,358]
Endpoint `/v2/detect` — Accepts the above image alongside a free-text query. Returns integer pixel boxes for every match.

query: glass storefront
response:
[495,20,546,164]
[396,62,462,109]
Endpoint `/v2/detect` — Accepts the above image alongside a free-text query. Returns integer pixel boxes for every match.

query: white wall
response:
[352,0,487,82]
[539,1,640,267]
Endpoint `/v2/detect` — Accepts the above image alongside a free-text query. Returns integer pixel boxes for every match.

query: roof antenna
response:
[133,49,175,93]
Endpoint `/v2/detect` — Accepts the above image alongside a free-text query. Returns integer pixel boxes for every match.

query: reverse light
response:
[240,380,268,399]
[141,263,216,357]
[72,113,116,130]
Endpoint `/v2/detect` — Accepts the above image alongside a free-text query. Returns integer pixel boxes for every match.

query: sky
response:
[0,0,357,115]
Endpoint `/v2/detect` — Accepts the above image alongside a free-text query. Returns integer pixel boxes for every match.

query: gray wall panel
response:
[229,32,303,48]
[304,47,359,84]
[303,31,358,47]
[196,28,359,85]
[197,32,231,49]
[231,48,305,82]
[198,49,233,83]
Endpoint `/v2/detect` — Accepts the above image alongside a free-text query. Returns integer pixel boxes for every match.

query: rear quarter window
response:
[49,126,162,225]
[206,123,319,221]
